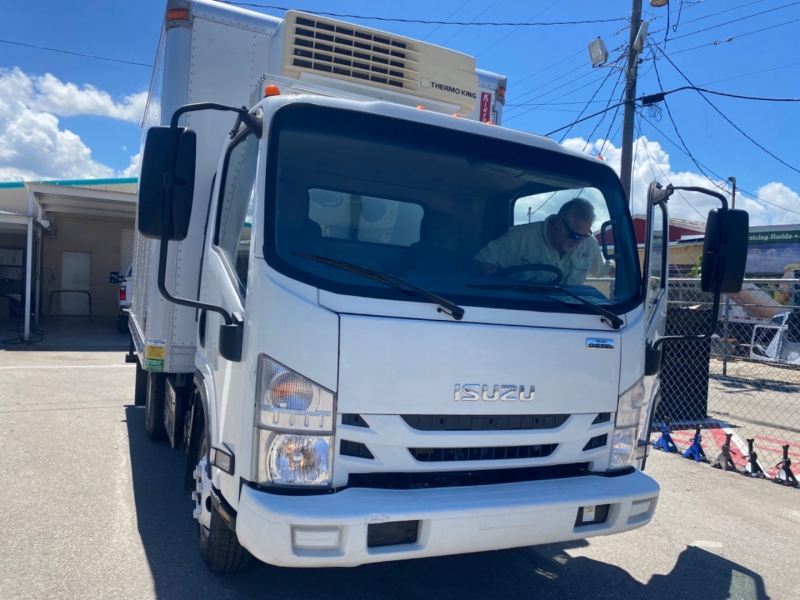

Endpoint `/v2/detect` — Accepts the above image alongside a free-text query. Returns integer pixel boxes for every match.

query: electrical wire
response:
[649,0,766,37]
[637,113,708,221]
[559,66,618,142]
[0,38,152,68]
[221,2,629,26]
[656,86,800,102]
[668,17,800,56]
[698,61,800,87]
[639,112,800,216]
[580,68,626,150]
[658,49,800,176]
[440,0,502,45]
[476,0,561,57]
[665,1,800,43]
[651,56,728,192]
[422,0,471,41]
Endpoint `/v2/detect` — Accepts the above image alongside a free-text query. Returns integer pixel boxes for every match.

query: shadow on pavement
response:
[125,406,770,600]
[0,316,129,351]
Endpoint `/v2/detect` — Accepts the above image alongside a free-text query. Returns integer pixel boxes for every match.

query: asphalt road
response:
[2,349,800,600]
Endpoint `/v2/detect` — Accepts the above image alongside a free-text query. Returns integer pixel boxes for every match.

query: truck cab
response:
[130,0,748,572]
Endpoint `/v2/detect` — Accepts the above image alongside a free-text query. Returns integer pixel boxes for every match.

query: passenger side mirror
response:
[701,208,748,294]
[137,126,196,241]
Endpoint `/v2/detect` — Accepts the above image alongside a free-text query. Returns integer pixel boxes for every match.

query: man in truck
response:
[474,198,615,284]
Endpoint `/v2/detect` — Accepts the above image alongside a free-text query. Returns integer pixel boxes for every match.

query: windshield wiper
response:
[467,283,623,330]
[291,252,465,321]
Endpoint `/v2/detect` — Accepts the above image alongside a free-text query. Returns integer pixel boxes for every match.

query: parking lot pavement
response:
[2,349,799,600]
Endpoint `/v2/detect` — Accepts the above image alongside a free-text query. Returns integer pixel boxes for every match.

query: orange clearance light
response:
[166,8,189,21]
[264,84,281,97]
[486,120,495,125]
[416,105,426,110]
[597,155,605,161]
[453,113,463,118]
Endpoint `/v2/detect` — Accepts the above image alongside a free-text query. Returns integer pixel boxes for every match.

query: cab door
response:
[639,182,670,470]
[198,130,260,498]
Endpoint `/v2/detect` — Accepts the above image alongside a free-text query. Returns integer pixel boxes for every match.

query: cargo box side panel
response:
[172,14,276,352]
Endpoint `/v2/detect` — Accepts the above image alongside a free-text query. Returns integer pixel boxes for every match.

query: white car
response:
[117,265,132,333]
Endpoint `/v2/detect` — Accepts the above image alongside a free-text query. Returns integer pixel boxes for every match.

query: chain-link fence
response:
[653,278,800,479]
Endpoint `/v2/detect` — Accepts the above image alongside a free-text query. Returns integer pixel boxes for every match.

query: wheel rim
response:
[193,453,212,534]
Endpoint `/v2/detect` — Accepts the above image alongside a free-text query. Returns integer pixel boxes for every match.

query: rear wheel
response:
[134,360,147,406]
[195,429,250,572]
[145,372,167,441]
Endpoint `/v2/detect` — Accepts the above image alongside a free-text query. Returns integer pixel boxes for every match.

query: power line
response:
[665,1,800,43]
[646,86,800,103]
[559,67,617,142]
[637,113,708,221]
[639,112,800,216]
[580,68,626,150]
[221,2,628,26]
[649,0,766,37]
[0,38,152,68]
[507,73,620,124]
[668,17,800,56]
[650,56,728,192]
[422,0,471,40]
[440,0,502,45]
[476,0,561,57]
[658,49,800,176]
[698,61,800,86]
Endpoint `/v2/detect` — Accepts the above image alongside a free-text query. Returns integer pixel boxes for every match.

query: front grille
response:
[592,412,612,424]
[582,434,608,451]
[348,463,590,489]
[341,414,370,428]
[402,414,569,432]
[340,440,374,459]
[409,444,557,463]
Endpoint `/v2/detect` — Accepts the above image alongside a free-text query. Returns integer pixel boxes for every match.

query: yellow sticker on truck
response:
[144,339,166,372]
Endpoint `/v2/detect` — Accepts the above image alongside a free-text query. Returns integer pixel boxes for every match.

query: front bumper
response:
[236,470,660,567]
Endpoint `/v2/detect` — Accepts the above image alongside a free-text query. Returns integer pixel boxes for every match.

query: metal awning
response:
[0,178,138,341]
[28,182,136,220]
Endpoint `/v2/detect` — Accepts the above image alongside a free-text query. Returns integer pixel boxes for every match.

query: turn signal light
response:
[166,8,189,21]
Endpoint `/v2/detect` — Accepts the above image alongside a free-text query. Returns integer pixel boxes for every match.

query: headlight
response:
[253,355,336,486]
[608,378,645,470]
[255,354,335,433]
[255,431,332,486]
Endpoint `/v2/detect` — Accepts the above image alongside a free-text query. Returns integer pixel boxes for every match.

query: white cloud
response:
[564,135,800,227]
[119,152,141,178]
[0,67,144,182]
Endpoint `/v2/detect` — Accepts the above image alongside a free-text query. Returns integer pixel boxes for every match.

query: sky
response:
[0,0,798,226]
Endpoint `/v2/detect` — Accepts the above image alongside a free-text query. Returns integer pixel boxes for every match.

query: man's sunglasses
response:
[561,218,592,241]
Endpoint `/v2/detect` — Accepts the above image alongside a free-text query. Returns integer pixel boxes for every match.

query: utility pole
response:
[619,0,643,207]
[728,176,737,209]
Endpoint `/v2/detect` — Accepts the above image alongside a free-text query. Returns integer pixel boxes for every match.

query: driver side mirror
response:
[137,126,196,241]
[701,208,748,294]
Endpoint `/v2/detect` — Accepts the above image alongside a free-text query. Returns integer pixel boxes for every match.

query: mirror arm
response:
[154,102,258,327]
[667,185,728,210]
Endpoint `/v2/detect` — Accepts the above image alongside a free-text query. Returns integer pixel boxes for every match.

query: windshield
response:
[264,104,642,317]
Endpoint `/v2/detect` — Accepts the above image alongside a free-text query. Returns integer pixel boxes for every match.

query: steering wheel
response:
[492,263,564,284]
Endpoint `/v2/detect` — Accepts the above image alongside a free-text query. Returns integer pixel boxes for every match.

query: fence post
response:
[722,295,730,378]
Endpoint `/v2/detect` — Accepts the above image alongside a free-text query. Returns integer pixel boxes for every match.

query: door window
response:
[215,134,259,292]
[645,203,667,320]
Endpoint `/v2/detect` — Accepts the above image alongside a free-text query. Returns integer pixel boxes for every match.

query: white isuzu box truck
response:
[128,0,748,572]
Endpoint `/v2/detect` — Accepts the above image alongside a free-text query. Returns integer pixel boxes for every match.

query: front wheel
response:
[195,430,250,572]
[145,372,167,441]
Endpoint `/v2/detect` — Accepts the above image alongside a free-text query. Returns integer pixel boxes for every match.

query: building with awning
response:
[0,178,137,340]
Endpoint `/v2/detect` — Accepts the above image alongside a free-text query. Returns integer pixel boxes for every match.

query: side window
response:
[645,203,667,320]
[216,134,259,292]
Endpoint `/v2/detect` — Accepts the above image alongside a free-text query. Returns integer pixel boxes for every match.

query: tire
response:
[117,314,129,334]
[134,360,148,406]
[196,430,251,572]
[145,372,167,441]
